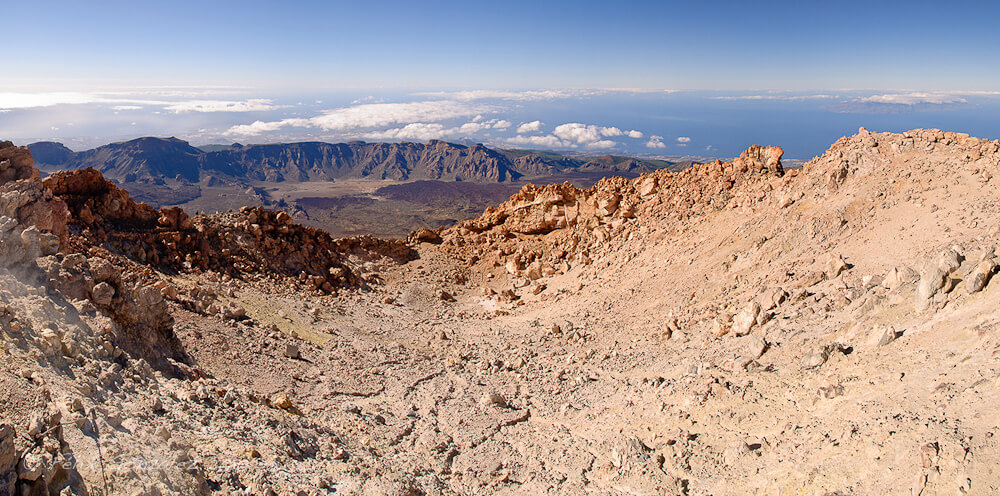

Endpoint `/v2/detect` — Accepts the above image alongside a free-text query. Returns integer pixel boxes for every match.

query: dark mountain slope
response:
[29,137,685,185]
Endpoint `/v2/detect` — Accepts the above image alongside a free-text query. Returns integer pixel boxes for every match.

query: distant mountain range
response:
[28,137,690,185]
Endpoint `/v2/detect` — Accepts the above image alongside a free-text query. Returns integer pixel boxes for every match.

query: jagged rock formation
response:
[444,145,786,282]
[29,137,683,185]
[43,167,414,294]
[203,140,521,183]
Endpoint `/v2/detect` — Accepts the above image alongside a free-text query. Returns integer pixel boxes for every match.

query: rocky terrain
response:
[3,127,1000,495]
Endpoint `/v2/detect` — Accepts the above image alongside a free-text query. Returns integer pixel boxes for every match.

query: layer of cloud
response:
[646,135,666,149]
[855,92,967,105]
[413,89,591,101]
[360,118,511,142]
[225,100,488,137]
[830,91,978,114]
[0,91,280,115]
[712,94,839,101]
[0,92,100,109]
[309,101,480,130]
[517,120,543,133]
[363,123,449,141]
[164,99,279,113]
[507,135,567,148]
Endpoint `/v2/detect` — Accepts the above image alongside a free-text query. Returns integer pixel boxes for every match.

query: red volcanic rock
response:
[0,141,39,183]
[44,168,415,294]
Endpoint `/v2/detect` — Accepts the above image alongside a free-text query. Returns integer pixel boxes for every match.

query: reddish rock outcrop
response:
[45,167,415,294]
[0,142,69,241]
[438,144,786,283]
[0,141,39,183]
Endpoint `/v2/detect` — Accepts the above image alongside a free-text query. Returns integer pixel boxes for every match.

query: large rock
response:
[916,266,949,306]
[0,141,38,184]
[0,144,69,242]
[0,424,15,496]
[731,144,784,175]
[731,301,762,337]
[966,258,997,293]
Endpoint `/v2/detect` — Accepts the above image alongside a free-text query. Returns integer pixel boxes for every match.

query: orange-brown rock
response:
[45,168,415,294]
[0,141,39,183]
[442,144,786,283]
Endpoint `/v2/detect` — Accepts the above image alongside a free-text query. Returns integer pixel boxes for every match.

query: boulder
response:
[747,337,768,359]
[916,266,949,305]
[0,424,15,496]
[868,325,899,348]
[965,258,997,293]
[90,282,115,306]
[883,266,918,290]
[731,301,761,337]
[825,254,849,279]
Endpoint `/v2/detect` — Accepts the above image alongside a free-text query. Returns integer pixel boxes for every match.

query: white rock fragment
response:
[731,301,761,337]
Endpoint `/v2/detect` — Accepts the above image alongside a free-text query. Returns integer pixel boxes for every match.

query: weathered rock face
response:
[0,143,68,268]
[439,144,786,291]
[461,145,783,237]
[0,141,38,184]
[0,424,14,496]
[732,145,784,175]
[45,167,415,294]
[0,143,69,241]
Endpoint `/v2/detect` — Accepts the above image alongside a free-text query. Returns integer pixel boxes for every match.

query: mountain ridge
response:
[29,137,688,186]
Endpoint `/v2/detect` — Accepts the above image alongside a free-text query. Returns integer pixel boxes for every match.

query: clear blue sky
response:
[5,0,1000,91]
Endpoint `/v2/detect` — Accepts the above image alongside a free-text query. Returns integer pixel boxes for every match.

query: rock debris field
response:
[3,128,1000,495]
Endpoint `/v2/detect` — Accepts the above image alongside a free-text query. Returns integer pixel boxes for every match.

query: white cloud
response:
[300,101,484,131]
[600,88,679,94]
[0,92,99,109]
[506,135,567,148]
[225,120,297,136]
[856,92,967,105]
[350,95,384,104]
[551,123,637,148]
[413,89,590,101]
[711,94,839,101]
[224,100,488,137]
[677,136,691,143]
[364,123,449,141]
[360,117,511,142]
[517,120,544,133]
[0,91,281,116]
[646,135,666,149]
[626,130,644,139]
[164,99,279,113]
[588,140,617,149]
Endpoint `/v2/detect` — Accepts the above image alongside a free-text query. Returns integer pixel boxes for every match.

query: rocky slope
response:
[4,128,1000,495]
[29,138,683,186]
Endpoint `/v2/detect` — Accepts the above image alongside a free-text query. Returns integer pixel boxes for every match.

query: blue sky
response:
[2,1,999,158]
[5,0,999,91]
